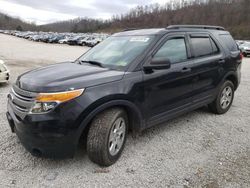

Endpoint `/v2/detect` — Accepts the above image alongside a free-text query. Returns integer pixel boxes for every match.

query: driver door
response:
[142,34,196,127]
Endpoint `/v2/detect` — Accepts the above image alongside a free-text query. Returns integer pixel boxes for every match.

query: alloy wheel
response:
[108,117,126,156]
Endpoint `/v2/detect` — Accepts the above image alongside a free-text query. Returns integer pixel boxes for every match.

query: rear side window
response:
[211,38,219,53]
[190,37,214,57]
[219,34,238,52]
[154,38,188,64]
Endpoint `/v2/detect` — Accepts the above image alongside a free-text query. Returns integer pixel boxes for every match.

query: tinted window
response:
[211,38,219,53]
[190,37,213,57]
[220,34,238,52]
[154,38,187,63]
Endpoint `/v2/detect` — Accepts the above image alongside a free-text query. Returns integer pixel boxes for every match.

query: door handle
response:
[181,67,191,73]
[218,59,225,64]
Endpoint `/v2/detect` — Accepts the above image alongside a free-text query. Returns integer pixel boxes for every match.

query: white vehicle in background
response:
[239,42,250,57]
[80,36,95,46]
[58,37,69,44]
[85,37,102,47]
[0,60,9,83]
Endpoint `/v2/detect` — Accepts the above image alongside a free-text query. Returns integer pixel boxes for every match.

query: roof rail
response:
[123,28,138,32]
[166,25,225,31]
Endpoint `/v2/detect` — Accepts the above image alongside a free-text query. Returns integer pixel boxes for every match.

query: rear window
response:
[190,37,213,57]
[219,34,238,52]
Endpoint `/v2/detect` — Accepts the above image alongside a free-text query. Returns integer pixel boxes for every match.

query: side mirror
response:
[144,57,171,70]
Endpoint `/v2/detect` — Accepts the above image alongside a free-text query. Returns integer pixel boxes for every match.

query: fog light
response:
[30,102,58,114]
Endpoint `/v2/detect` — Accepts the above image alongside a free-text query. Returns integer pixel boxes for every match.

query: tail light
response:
[240,52,243,60]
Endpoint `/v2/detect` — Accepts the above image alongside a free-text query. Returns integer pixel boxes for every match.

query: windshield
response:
[78,35,155,69]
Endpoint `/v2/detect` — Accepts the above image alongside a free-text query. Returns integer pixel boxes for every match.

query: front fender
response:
[75,99,145,141]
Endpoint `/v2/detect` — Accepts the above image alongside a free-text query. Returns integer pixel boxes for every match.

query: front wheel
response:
[209,80,234,114]
[87,108,128,166]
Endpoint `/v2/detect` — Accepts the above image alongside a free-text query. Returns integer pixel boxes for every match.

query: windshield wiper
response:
[78,60,104,68]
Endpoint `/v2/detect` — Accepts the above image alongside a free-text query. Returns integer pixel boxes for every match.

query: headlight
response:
[30,102,58,113]
[29,89,84,114]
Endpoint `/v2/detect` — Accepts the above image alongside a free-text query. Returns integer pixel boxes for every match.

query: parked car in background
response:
[85,37,102,47]
[80,36,95,46]
[0,60,9,83]
[239,42,250,57]
[236,40,245,46]
[0,30,109,47]
[77,37,87,45]
[68,36,85,45]
[59,37,69,44]
[48,35,65,43]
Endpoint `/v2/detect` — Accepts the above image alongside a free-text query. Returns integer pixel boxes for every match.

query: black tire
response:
[209,80,234,114]
[87,108,128,166]
[243,52,247,57]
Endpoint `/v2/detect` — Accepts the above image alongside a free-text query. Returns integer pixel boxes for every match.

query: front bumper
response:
[6,96,81,158]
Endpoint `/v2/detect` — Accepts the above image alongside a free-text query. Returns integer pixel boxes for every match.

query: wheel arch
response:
[76,98,145,142]
[223,72,239,90]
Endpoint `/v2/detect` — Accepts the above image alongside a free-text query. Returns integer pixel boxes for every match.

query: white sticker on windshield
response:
[130,37,150,42]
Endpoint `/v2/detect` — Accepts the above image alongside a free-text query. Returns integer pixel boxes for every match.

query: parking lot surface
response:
[0,33,249,188]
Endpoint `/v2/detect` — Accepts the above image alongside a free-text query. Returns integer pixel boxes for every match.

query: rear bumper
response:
[6,101,79,158]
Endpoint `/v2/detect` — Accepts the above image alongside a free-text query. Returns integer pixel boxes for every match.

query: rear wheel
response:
[209,80,234,114]
[87,108,128,166]
[243,52,247,57]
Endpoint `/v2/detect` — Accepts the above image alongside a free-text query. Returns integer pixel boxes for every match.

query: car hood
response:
[17,62,124,92]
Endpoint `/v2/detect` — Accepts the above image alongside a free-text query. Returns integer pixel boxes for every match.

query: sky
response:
[0,0,170,25]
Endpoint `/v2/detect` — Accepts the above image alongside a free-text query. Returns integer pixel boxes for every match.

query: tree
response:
[16,25,23,31]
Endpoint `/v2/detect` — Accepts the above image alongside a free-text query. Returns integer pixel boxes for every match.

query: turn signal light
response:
[36,89,84,103]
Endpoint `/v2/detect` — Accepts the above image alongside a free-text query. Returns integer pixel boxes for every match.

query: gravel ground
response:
[0,34,249,188]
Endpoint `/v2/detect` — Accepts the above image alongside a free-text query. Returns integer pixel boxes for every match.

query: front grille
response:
[9,85,37,119]
[12,84,36,98]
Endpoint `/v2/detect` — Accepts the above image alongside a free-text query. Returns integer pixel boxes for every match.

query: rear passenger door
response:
[188,33,225,104]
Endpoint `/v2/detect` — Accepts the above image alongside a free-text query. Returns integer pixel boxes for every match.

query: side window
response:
[219,34,238,52]
[210,38,219,54]
[154,38,188,64]
[190,37,213,57]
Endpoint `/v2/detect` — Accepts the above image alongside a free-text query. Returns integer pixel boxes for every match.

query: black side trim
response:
[147,97,213,128]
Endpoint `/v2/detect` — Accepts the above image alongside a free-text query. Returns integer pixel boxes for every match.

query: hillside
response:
[41,0,250,39]
[0,13,37,31]
[0,0,250,39]
[108,0,250,39]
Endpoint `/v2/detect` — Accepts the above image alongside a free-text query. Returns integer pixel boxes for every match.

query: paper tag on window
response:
[130,37,150,42]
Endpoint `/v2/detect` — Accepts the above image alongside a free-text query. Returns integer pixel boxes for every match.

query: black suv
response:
[6,25,242,166]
